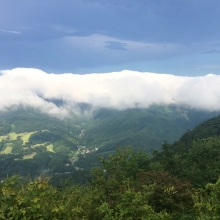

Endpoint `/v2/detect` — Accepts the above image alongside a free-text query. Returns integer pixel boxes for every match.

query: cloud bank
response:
[0,68,220,117]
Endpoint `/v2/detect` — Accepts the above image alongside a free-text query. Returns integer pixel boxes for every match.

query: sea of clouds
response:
[0,68,220,118]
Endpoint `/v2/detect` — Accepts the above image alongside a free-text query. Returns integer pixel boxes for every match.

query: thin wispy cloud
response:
[1,30,21,34]
[63,34,187,63]
[0,68,220,118]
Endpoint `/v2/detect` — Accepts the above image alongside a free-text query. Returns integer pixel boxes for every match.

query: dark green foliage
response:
[48,153,73,173]
[53,138,78,154]
[33,152,52,167]
[74,153,101,170]
[83,106,198,151]
[0,108,83,179]
[178,137,220,187]
[76,106,219,169]
[0,175,86,220]
[0,155,39,177]
[1,106,220,219]
[0,108,81,134]
[0,106,219,177]
[0,121,11,135]
[172,115,220,153]
[29,131,61,144]
[0,149,173,220]
[136,171,193,215]
[2,146,220,219]
[49,170,92,187]
[0,141,4,151]
[193,179,220,219]
[83,147,172,219]
[97,106,218,149]
[152,114,220,188]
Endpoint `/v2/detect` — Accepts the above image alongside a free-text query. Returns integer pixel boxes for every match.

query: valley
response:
[0,105,219,179]
[1,106,220,219]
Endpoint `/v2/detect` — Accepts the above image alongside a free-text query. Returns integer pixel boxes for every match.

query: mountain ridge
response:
[0,105,219,177]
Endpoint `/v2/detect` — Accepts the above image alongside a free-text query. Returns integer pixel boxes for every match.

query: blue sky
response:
[0,0,220,75]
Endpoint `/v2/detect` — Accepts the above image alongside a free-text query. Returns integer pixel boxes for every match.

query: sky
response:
[0,0,220,75]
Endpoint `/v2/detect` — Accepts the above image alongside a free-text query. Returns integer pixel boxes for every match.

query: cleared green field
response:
[23,152,36,160]
[0,131,37,144]
[0,146,12,154]
[0,132,19,141]
[8,132,19,140]
[46,144,54,153]
[21,132,36,145]
[0,135,7,141]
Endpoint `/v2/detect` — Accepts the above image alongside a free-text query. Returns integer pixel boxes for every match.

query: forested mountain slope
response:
[0,106,219,178]
[75,105,220,169]
[2,114,220,219]
[172,115,220,152]
[0,108,83,179]
[153,115,220,187]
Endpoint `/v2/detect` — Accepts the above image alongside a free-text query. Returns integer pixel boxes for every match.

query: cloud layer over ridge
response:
[0,68,220,117]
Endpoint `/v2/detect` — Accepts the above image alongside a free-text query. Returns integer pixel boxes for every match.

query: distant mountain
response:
[0,105,219,178]
[74,105,220,169]
[81,105,219,151]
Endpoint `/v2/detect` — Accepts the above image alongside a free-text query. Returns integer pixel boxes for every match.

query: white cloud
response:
[1,30,21,34]
[0,68,220,118]
[64,34,184,58]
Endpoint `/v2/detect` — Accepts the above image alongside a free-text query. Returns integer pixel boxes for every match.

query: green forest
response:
[0,107,220,220]
[1,144,220,219]
[1,109,220,219]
